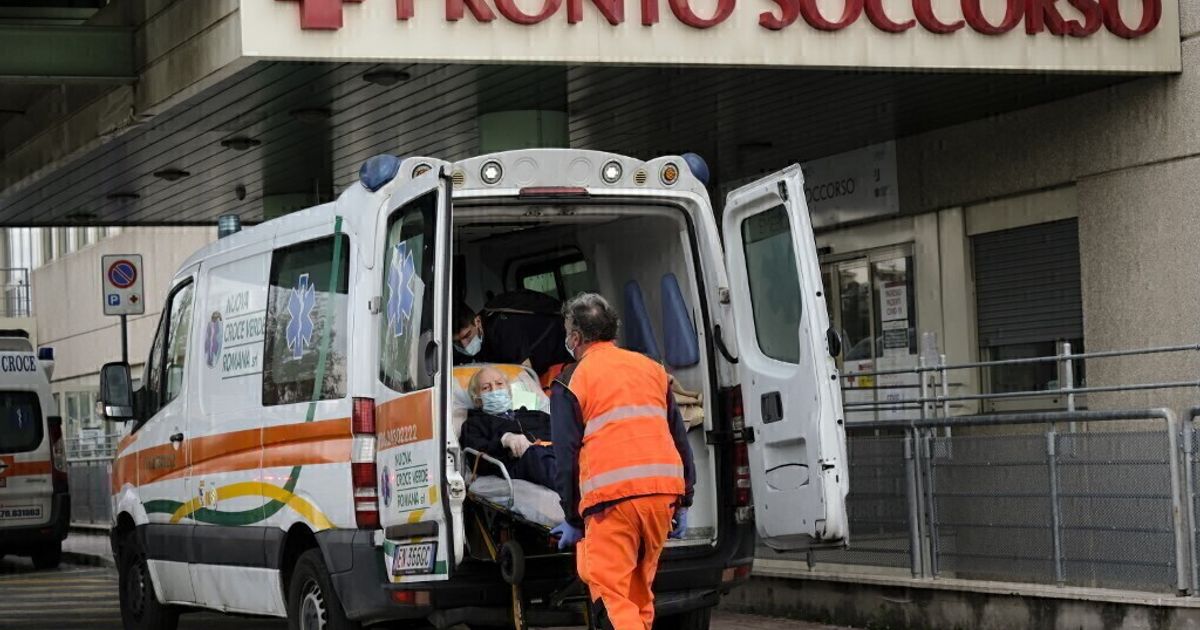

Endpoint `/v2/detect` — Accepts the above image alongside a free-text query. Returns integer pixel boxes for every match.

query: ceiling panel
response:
[0,60,1127,226]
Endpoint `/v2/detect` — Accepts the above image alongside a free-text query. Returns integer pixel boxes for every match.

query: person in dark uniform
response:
[452,299,572,375]
[458,366,557,488]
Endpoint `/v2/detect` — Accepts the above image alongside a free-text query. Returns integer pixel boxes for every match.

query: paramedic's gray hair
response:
[562,293,619,343]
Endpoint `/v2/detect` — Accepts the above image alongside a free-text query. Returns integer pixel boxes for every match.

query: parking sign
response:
[102,254,145,316]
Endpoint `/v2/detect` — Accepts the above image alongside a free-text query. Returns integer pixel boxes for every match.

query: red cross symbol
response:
[277,0,365,30]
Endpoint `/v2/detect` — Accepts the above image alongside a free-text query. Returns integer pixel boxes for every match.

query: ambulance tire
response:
[652,606,711,630]
[31,541,61,570]
[118,536,180,630]
[287,548,362,630]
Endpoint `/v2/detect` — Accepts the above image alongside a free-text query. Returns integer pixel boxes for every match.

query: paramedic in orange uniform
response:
[549,293,696,630]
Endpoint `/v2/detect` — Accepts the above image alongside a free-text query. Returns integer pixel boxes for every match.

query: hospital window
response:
[821,246,917,369]
[740,205,801,363]
[380,191,438,394]
[516,255,595,302]
[263,236,351,406]
[972,219,1084,399]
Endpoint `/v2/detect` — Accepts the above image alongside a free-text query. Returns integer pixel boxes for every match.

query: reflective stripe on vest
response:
[583,404,668,437]
[579,462,685,496]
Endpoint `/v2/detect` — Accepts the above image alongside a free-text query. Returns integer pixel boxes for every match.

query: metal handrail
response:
[843,343,1200,379]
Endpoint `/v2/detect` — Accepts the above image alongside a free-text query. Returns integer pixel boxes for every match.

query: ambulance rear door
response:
[373,164,456,582]
[720,165,849,551]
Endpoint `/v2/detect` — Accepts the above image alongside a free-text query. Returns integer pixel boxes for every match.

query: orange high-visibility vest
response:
[566,341,684,512]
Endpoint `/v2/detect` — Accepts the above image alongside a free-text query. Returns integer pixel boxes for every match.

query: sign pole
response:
[120,314,128,364]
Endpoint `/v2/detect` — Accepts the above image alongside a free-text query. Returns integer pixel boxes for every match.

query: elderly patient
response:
[459,366,558,489]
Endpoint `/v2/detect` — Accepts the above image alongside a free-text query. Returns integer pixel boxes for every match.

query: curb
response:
[63,550,114,568]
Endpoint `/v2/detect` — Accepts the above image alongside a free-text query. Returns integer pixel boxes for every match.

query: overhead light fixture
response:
[363,69,411,86]
[290,108,332,123]
[220,137,261,151]
[106,192,141,201]
[153,168,190,181]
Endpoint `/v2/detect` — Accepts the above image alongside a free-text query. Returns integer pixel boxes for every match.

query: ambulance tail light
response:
[352,397,380,530]
[47,416,68,493]
[722,386,753,520]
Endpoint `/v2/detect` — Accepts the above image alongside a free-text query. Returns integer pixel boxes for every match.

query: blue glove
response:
[551,521,583,550]
[669,507,688,539]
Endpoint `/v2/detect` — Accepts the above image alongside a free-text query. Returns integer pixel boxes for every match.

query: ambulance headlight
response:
[360,154,403,192]
[601,160,622,184]
[480,161,503,185]
[682,152,710,186]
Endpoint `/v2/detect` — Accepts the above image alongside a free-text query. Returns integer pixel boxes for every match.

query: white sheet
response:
[469,475,564,528]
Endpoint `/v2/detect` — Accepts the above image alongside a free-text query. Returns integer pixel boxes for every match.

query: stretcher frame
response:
[462,447,597,629]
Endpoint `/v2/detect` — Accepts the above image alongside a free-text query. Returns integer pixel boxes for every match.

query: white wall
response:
[33,227,216,388]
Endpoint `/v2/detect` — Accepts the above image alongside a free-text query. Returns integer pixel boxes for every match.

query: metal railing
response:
[0,267,31,317]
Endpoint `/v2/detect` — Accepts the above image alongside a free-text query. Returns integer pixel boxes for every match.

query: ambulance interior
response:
[453,203,719,544]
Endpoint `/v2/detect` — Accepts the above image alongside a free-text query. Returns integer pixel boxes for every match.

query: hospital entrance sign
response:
[243,0,1180,73]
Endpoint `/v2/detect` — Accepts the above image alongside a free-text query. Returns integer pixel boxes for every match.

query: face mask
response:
[481,389,512,415]
[458,332,483,357]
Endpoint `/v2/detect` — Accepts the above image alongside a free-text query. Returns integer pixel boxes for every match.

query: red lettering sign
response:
[278,0,1164,39]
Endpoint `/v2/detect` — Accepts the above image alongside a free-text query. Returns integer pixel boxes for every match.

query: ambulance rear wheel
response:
[499,541,525,585]
[31,541,61,570]
[287,548,361,630]
[653,605,711,630]
[118,535,179,630]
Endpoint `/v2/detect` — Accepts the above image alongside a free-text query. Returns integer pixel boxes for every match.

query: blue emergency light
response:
[38,347,53,361]
[682,153,710,186]
[360,154,403,192]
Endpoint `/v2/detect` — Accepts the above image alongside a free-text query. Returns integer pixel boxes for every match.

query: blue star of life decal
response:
[386,242,417,338]
[286,273,317,360]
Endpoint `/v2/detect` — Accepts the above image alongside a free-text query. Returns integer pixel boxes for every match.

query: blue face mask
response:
[480,389,512,415]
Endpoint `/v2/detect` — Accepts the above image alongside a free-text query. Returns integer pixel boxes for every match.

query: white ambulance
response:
[0,332,68,570]
[97,149,848,630]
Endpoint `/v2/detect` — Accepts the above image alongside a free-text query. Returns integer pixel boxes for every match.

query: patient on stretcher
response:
[459,366,558,489]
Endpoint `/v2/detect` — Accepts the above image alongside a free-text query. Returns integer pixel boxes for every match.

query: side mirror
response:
[99,362,135,421]
[826,327,843,359]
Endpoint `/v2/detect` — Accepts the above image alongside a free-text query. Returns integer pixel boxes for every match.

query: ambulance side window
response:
[380,191,436,393]
[140,279,194,427]
[263,236,351,406]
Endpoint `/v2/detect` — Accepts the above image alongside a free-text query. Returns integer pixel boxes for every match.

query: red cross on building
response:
[277,0,365,30]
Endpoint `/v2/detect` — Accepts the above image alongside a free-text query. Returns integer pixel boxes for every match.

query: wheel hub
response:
[299,578,327,630]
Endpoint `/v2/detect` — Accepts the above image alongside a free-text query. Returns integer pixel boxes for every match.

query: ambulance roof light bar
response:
[360,154,404,192]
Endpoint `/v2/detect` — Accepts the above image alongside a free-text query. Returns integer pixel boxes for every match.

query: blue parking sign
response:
[107,294,120,307]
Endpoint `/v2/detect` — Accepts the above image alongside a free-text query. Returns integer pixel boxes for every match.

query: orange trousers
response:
[576,494,676,630]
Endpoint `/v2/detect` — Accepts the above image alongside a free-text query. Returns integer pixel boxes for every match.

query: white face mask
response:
[459,333,483,357]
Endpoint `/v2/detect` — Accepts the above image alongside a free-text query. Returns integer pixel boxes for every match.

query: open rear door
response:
[721,165,849,551]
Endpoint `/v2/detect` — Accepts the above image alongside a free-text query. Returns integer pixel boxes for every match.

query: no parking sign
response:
[102,254,145,316]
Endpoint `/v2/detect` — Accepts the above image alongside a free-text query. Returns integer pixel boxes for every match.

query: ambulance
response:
[97,149,848,630]
[0,332,68,570]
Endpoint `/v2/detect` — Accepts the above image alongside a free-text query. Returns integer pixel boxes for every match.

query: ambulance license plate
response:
[392,542,437,576]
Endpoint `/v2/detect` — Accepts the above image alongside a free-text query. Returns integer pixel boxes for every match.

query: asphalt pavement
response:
[0,554,851,629]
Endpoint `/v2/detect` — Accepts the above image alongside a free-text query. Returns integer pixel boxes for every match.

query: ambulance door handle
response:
[170,432,184,443]
[424,340,440,377]
[761,392,783,424]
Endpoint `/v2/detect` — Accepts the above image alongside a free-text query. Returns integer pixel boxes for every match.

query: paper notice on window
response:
[882,319,909,357]
[882,282,908,322]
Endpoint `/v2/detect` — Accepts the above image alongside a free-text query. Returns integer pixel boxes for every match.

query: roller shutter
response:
[972,219,1082,348]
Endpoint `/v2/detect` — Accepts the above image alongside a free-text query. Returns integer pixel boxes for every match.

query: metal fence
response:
[67,458,113,526]
[787,341,1200,595]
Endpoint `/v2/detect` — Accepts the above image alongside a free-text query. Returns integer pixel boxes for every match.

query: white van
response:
[0,332,68,570]
[97,149,848,630]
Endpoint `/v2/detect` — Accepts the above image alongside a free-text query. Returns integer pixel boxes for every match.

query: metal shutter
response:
[972,219,1082,348]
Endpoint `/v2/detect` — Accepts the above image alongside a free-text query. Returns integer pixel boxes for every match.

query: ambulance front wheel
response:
[117,533,180,630]
[287,548,362,630]
[499,541,525,585]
